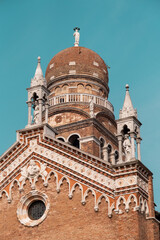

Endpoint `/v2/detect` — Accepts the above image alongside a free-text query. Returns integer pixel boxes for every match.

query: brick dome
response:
[45,47,108,86]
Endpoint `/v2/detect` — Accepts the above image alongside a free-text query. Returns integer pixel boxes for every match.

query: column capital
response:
[45,101,50,107]
[38,98,43,103]
[130,132,136,138]
[26,101,32,106]
[117,135,123,141]
[136,137,142,144]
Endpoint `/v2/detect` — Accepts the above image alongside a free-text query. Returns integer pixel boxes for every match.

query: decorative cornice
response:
[55,118,118,146]
[47,74,109,93]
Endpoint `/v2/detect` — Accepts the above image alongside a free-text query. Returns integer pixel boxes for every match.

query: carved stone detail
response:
[19,160,47,190]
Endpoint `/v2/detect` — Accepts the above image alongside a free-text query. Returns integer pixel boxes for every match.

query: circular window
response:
[17,191,50,227]
[28,200,46,220]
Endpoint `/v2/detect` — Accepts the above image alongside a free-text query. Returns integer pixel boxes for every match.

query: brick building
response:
[0,29,159,239]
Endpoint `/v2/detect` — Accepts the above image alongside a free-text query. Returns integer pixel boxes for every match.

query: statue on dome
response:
[123,134,131,161]
[73,27,80,47]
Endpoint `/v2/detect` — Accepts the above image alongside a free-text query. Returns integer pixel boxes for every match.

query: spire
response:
[31,56,47,87]
[119,84,137,119]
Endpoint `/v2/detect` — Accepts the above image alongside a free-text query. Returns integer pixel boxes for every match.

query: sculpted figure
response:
[19,160,47,190]
[27,160,40,177]
[73,28,80,46]
[123,134,131,161]
[33,105,39,124]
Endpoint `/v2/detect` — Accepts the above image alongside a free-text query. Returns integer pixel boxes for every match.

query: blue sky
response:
[0,0,160,210]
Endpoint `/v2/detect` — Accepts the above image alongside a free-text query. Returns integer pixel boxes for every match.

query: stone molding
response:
[79,136,100,146]
[47,74,109,92]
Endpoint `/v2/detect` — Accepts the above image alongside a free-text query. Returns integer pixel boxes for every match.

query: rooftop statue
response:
[73,27,80,47]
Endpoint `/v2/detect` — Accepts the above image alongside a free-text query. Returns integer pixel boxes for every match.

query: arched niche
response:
[68,134,80,149]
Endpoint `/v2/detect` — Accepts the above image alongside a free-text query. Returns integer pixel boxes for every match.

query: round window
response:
[17,191,50,227]
[28,200,46,220]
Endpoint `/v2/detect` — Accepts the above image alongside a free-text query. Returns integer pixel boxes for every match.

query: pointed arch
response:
[126,194,138,211]
[69,182,83,200]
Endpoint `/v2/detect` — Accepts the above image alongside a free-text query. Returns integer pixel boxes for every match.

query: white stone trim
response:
[92,88,99,93]
[68,86,77,89]
[50,76,55,80]
[115,176,137,188]
[93,61,99,67]
[79,136,100,146]
[69,70,76,74]
[49,63,54,69]
[69,61,76,65]
[93,72,98,78]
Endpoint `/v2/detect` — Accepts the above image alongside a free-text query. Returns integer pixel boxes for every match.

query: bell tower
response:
[26,57,50,127]
[117,84,142,163]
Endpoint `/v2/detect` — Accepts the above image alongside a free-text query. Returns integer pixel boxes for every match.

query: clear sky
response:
[0,0,160,210]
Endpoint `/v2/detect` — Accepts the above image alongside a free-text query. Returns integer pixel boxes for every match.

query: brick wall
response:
[0,177,159,240]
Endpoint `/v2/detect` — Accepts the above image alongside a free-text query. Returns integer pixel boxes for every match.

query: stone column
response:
[103,146,108,163]
[45,102,49,124]
[136,137,141,161]
[27,101,32,126]
[66,94,69,102]
[117,135,123,163]
[130,132,135,159]
[110,153,115,165]
[39,99,43,124]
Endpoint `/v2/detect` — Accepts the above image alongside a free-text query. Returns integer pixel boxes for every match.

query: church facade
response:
[0,30,159,239]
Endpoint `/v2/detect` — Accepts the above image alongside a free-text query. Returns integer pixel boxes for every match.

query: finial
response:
[73,27,80,47]
[125,84,129,91]
[119,83,137,119]
[37,56,41,63]
[30,56,47,87]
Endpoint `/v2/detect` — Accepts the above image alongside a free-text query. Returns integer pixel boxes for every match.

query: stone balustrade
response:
[49,93,114,113]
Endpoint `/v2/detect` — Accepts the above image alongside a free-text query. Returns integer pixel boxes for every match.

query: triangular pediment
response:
[0,125,116,203]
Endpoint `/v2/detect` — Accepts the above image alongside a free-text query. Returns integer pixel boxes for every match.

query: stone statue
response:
[73,27,80,47]
[123,134,131,161]
[33,105,39,124]
[90,97,94,118]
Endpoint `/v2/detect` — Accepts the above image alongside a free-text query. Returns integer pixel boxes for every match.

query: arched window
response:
[55,86,61,95]
[107,144,112,154]
[68,134,80,148]
[121,124,130,135]
[57,137,65,142]
[86,84,92,94]
[99,137,105,159]
[62,84,69,93]
[77,84,84,93]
